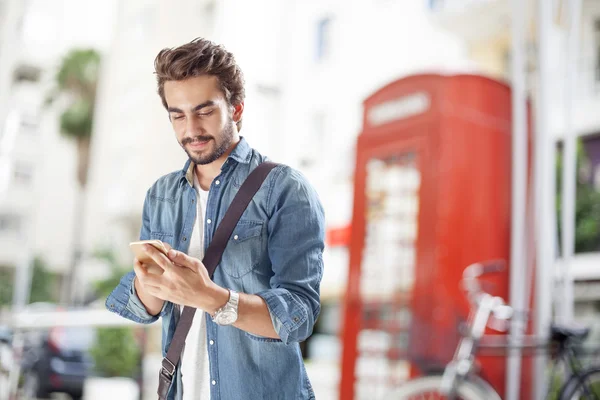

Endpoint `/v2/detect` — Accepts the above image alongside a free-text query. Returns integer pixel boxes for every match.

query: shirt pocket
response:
[221,220,263,278]
[150,231,174,248]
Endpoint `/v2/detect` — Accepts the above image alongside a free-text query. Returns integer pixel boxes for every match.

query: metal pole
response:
[11,247,33,309]
[63,185,85,305]
[506,0,528,398]
[8,247,32,400]
[559,0,582,324]
[534,0,556,397]
[0,0,27,139]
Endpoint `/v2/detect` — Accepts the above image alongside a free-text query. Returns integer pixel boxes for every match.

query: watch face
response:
[216,310,237,325]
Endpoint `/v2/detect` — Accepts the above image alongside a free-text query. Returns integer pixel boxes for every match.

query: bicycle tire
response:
[391,375,502,400]
[559,367,600,400]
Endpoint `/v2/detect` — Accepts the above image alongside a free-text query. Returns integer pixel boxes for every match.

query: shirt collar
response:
[181,136,251,187]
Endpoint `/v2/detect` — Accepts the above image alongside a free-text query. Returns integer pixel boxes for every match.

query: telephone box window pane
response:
[355,151,420,398]
[361,152,420,300]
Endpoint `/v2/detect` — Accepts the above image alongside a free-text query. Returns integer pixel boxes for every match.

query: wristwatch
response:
[212,289,239,326]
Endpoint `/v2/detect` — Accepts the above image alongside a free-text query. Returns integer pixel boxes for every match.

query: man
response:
[106,38,325,400]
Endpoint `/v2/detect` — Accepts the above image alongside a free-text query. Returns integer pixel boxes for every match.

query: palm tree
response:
[48,49,101,304]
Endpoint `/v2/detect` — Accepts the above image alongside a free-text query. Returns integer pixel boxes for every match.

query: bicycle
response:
[394,261,600,399]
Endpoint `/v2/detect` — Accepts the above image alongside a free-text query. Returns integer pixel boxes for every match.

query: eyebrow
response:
[167,100,216,114]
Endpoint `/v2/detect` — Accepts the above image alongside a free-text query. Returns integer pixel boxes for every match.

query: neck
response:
[194,136,240,190]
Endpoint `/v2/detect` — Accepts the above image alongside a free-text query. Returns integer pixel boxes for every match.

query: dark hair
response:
[154,37,245,131]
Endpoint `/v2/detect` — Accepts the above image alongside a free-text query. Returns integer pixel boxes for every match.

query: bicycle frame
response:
[438,297,598,399]
[413,261,598,400]
[551,338,600,399]
[440,293,499,396]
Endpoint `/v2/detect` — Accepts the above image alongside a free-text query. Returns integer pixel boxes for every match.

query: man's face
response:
[164,75,240,165]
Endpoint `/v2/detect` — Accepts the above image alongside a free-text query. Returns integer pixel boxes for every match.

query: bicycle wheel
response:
[560,367,600,400]
[391,375,502,400]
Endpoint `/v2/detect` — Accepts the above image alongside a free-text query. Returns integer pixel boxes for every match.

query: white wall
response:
[0,0,116,278]
[280,0,470,296]
[434,0,600,140]
[83,0,184,270]
[82,0,289,273]
[538,0,600,140]
[83,0,471,296]
[22,0,116,273]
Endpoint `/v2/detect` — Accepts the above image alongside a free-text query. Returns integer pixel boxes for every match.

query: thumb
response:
[167,249,198,272]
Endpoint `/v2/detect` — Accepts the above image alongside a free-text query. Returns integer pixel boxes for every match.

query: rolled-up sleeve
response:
[105,271,170,324]
[105,188,171,323]
[256,166,325,345]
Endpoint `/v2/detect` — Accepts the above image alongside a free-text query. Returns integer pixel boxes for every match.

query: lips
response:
[187,139,211,150]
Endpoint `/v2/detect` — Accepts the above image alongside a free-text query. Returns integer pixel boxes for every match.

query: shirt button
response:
[183,236,187,241]
[191,198,195,203]
[211,380,216,386]
[209,340,214,345]
[207,219,212,224]
[233,235,239,240]
[215,180,220,185]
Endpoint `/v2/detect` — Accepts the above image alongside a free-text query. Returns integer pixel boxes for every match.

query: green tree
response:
[0,268,14,306]
[47,49,101,304]
[91,249,129,299]
[556,140,600,253]
[89,249,141,378]
[28,257,59,304]
[90,327,140,377]
[0,257,58,307]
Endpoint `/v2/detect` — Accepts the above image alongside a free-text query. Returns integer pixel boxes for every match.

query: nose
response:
[184,115,204,138]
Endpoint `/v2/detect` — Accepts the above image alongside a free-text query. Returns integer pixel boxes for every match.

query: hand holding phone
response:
[129,240,171,275]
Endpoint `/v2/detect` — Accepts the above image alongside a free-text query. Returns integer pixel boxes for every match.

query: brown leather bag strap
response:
[158,161,279,399]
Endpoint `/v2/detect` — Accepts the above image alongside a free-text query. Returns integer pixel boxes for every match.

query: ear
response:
[232,102,244,123]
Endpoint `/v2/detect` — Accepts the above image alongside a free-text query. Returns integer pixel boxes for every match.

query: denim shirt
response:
[106,138,324,400]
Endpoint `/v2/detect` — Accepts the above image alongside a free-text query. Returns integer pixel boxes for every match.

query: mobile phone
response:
[129,240,169,274]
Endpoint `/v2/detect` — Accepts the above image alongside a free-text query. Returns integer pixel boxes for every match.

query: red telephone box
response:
[339,74,523,399]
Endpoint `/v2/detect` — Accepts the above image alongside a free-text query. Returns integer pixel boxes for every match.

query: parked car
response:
[0,326,13,400]
[20,325,95,400]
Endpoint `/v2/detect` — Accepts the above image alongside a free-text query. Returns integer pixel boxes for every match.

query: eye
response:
[173,115,184,121]
[199,110,214,117]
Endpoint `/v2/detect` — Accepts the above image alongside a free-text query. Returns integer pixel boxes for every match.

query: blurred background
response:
[0,0,600,399]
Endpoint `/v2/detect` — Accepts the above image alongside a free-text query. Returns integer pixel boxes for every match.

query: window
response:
[19,112,39,135]
[0,214,22,234]
[315,17,333,62]
[200,1,216,35]
[300,113,326,168]
[123,5,155,43]
[427,0,442,10]
[13,64,41,83]
[13,161,33,185]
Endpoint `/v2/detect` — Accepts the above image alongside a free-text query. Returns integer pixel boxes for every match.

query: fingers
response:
[167,249,200,272]
[134,258,163,288]
[133,258,145,277]
[143,244,172,272]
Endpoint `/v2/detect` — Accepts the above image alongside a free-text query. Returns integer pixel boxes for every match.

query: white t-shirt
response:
[180,172,211,399]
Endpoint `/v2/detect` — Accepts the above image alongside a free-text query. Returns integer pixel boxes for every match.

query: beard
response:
[180,120,235,165]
